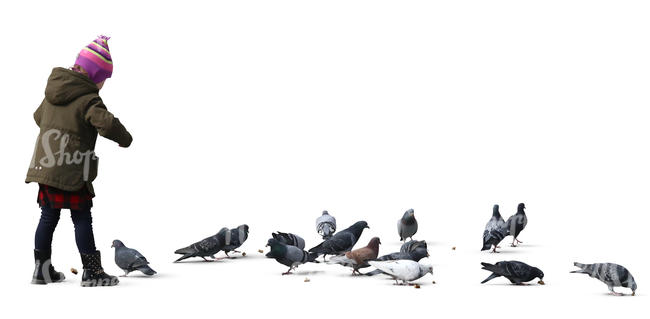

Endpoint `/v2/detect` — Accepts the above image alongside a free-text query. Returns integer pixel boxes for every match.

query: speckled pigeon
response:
[174,227,229,262]
[482,204,507,252]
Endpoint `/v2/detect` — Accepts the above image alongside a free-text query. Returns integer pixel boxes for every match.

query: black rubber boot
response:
[32,249,65,284]
[80,251,119,287]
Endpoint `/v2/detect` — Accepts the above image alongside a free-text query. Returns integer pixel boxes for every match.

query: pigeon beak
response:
[110,244,114,248]
[426,253,430,257]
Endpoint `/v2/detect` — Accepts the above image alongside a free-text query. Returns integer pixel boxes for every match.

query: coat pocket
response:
[83,153,98,182]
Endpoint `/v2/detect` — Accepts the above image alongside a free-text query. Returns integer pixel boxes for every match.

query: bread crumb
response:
[242,252,247,256]
[432,280,436,284]
[414,284,421,289]
[71,268,78,275]
[304,278,310,282]
[258,249,264,253]
[452,246,456,250]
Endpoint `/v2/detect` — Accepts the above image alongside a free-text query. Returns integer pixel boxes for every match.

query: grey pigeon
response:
[482,204,507,252]
[368,260,433,285]
[397,209,418,242]
[271,231,305,249]
[481,260,545,285]
[504,203,528,247]
[366,240,429,276]
[223,224,249,257]
[174,227,229,262]
[571,262,637,296]
[309,221,369,259]
[111,240,156,276]
[266,238,319,275]
[316,210,337,239]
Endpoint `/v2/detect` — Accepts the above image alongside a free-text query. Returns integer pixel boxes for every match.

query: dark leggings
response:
[35,205,97,254]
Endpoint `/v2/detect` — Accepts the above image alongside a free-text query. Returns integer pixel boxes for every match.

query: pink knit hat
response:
[74,35,113,83]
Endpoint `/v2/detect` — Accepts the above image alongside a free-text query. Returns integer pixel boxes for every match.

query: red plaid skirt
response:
[38,184,94,210]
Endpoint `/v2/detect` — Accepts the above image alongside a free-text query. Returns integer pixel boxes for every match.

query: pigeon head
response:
[322,210,329,215]
[111,240,124,248]
[410,247,430,261]
[367,237,381,250]
[629,281,638,292]
[401,209,416,224]
[400,240,427,253]
[352,221,369,230]
[238,224,250,234]
[265,238,287,258]
[517,203,526,213]
[493,204,500,216]
[420,264,434,276]
[533,267,545,284]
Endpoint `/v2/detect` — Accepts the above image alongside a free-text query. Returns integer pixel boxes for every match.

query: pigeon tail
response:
[481,273,501,284]
[308,243,326,254]
[365,269,383,276]
[174,246,197,255]
[481,262,501,274]
[307,252,320,263]
[137,265,157,276]
[571,262,589,274]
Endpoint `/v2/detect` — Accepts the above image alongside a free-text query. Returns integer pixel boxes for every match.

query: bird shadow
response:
[121,273,159,279]
[292,270,325,276]
[172,259,227,264]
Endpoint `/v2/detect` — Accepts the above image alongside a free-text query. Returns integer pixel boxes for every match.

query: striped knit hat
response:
[75,35,113,84]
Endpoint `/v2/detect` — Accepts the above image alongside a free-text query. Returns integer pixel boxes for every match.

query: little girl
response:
[26,35,132,287]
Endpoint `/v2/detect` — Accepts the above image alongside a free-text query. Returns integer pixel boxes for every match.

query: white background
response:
[1,0,648,318]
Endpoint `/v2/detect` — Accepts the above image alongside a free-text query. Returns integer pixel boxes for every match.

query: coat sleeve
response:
[84,97,133,147]
[34,102,44,126]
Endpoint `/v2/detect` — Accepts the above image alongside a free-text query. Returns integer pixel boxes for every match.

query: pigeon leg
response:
[510,238,517,247]
[515,238,523,244]
[282,267,295,275]
[201,257,211,262]
[491,247,500,253]
[608,286,623,296]
[120,270,129,277]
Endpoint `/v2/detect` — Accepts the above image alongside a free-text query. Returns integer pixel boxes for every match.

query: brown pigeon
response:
[327,237,381,275]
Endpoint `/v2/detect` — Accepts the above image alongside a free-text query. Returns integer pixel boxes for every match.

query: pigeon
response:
[571,262,637,296]
[480,260,545,285]
[326,237,381,275]
[368,260,433,285]
[504,203,528,247]
[482,204,507,253]
[366,240,429,276]
[397,209,418,242]
[309,221,369,259]
[174,227,229,262]
[271,231,305,249]
[111,240,157,276]
[316,210,337,240]
[223,224,249,257]
[265,238,319,275]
